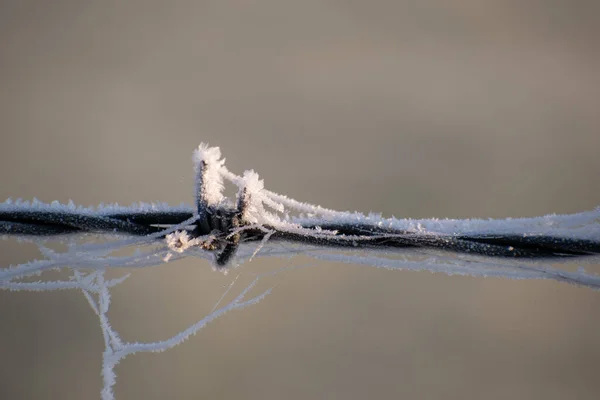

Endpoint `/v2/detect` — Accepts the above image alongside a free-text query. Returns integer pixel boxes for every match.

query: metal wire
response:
[2,206,600,264]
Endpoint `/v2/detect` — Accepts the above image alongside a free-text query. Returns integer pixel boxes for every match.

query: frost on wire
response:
[1,143,600,400]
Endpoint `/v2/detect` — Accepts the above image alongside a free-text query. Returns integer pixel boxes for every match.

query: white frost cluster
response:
[165,230,200,253]
[193,143,226,206]
[195,145,344,243]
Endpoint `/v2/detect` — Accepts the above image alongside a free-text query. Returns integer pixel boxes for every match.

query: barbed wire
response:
[1,143,600,284]
[1,145,599,265]
[2,205,600,259]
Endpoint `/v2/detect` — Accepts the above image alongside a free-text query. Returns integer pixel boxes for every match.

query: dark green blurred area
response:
[1,1,599,399]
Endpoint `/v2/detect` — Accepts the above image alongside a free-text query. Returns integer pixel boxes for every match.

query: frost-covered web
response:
[1,143,600,399]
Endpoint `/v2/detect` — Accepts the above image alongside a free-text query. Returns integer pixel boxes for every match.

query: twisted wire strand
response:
[2,207,600,261]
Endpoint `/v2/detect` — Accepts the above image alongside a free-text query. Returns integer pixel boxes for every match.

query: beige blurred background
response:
[1,1,600,399]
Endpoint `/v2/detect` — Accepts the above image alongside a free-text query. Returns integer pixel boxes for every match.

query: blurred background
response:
[1,1,600,399]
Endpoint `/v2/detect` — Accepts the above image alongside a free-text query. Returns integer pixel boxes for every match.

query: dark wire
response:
[2,208,600,262]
